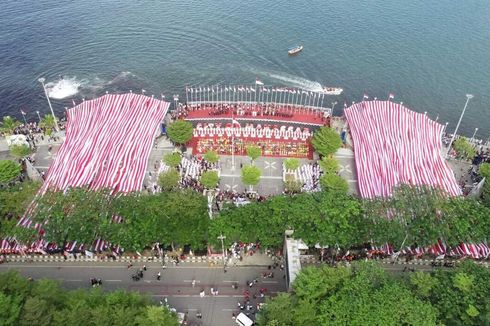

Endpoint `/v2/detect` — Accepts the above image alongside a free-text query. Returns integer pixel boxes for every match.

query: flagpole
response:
[38,77,60,132]
[21,111,27,126]
[231,106,235,171]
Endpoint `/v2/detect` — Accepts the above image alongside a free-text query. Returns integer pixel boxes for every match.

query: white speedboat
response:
[322,87,343,95]
[288,45,303,55]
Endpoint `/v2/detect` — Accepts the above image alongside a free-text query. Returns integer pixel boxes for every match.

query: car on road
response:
[236,312,254,326]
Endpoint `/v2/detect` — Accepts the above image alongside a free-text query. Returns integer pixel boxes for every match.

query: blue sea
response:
[0,0,489,138]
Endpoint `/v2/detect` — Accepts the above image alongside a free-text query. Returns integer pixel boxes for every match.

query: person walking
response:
[157,272,161,280]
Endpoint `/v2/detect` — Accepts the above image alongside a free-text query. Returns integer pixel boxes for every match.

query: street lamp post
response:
[36,111,41,123]
[331,101,337,116]
[217,234,226,272]
[38,78,60,132]
[445,94,474,158]
[470,128,478,143]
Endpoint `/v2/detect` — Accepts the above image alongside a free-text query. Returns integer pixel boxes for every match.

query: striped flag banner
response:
[344,101,461,198]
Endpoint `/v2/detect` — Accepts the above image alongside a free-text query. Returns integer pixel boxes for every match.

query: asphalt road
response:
[0,262,286,326]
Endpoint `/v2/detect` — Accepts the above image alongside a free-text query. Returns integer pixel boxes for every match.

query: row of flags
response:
[186,86,322,95]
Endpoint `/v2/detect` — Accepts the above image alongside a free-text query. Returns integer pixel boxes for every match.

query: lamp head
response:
[38,77,45,83]
[466,94,474,99]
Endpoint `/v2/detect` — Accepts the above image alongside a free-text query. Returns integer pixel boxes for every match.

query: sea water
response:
[0,0,489,137]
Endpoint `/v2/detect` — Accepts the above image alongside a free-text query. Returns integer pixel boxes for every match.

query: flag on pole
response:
[389,93,395,99]
[344,102,347,108]
[72,99,76,107]
[255,78,264,86]
[250,88,256,92]
[363,93,369,100]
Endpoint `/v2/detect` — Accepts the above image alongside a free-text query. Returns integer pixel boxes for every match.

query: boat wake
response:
[43,72,142,100]
[45,76,83,99]
[267,72,323,92]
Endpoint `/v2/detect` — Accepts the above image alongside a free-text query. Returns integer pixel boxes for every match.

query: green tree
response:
[410,271,437,297]
[284,158,300,171]
[246,145,262,163]
[284,178,302,194]
[320,173,348,193]
[136,306,179,326]
[163,152,182,168]
[241,165,261,191]
[318,156,339,174]
[166,120,193,145]
[0,116,21,135]
[39,114,56,130]
[200,170,219,189]
[311,127,342,156]
[19,297,53,326]
[479,163,490,207]
[31,187,114,246]
[9,144,31,159]
[157,168,180,191]
[453,137,476,160]
[0,293,22,326]
[256,293,294,326]
[0,160,21,184]
[203,150,219,164]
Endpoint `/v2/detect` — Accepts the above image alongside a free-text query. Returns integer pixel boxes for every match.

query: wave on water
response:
[45,76,82,99]
[267,72,323,92]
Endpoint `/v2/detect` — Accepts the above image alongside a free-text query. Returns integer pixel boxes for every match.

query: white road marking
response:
[262,281,278,284]
[222,280,236,283]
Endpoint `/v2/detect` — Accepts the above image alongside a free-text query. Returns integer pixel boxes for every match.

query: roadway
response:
[0,262,286,326]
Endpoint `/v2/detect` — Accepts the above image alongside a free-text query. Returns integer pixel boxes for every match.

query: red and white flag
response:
[255,78,264,86]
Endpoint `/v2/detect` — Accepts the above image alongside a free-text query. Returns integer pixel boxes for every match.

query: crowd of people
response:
[193,137,312,159]
[295,162,322,192]
[170,102,330,125]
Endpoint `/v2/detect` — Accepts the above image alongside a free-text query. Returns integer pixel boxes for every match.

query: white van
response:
[235,312,254,326]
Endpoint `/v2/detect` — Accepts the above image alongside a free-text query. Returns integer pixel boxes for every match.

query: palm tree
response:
[0,116,21,135]
[40,114,56,136]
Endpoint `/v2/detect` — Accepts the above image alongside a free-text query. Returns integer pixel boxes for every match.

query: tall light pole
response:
[217,234,226,271]
[38,78,60,132]
[331,101,337,116]
[445,94,473,158]
[36,111,41,123]
[470,127,478,143]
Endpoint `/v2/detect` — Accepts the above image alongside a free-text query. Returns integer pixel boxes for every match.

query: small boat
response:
[322,87,343,95]
[288,45,303,55]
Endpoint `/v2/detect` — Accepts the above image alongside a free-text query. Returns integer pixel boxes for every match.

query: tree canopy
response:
[241,165,261,189]
[200,170,219,189]
[0,116,21,135]
[311,127,342,156]
[166,120,193,145]
[246,145,262,162]
[39,114,56,129]
[0,160,21,184]
[9,145,31,159]
[203,150,219,164]
[318,156,339,174]
[257,262,440,326]
[453,137,476,160]
[284,158,300,171]
[0,271,179,326]
[163,152,182,168]
[319,173,348,193]
[157,168,180,191]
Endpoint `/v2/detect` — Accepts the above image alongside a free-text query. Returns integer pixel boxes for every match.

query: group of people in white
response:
[193,122,312,141]
[295,162,322,192]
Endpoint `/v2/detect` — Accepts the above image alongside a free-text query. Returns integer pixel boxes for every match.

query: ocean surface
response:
[0,0,489,138]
